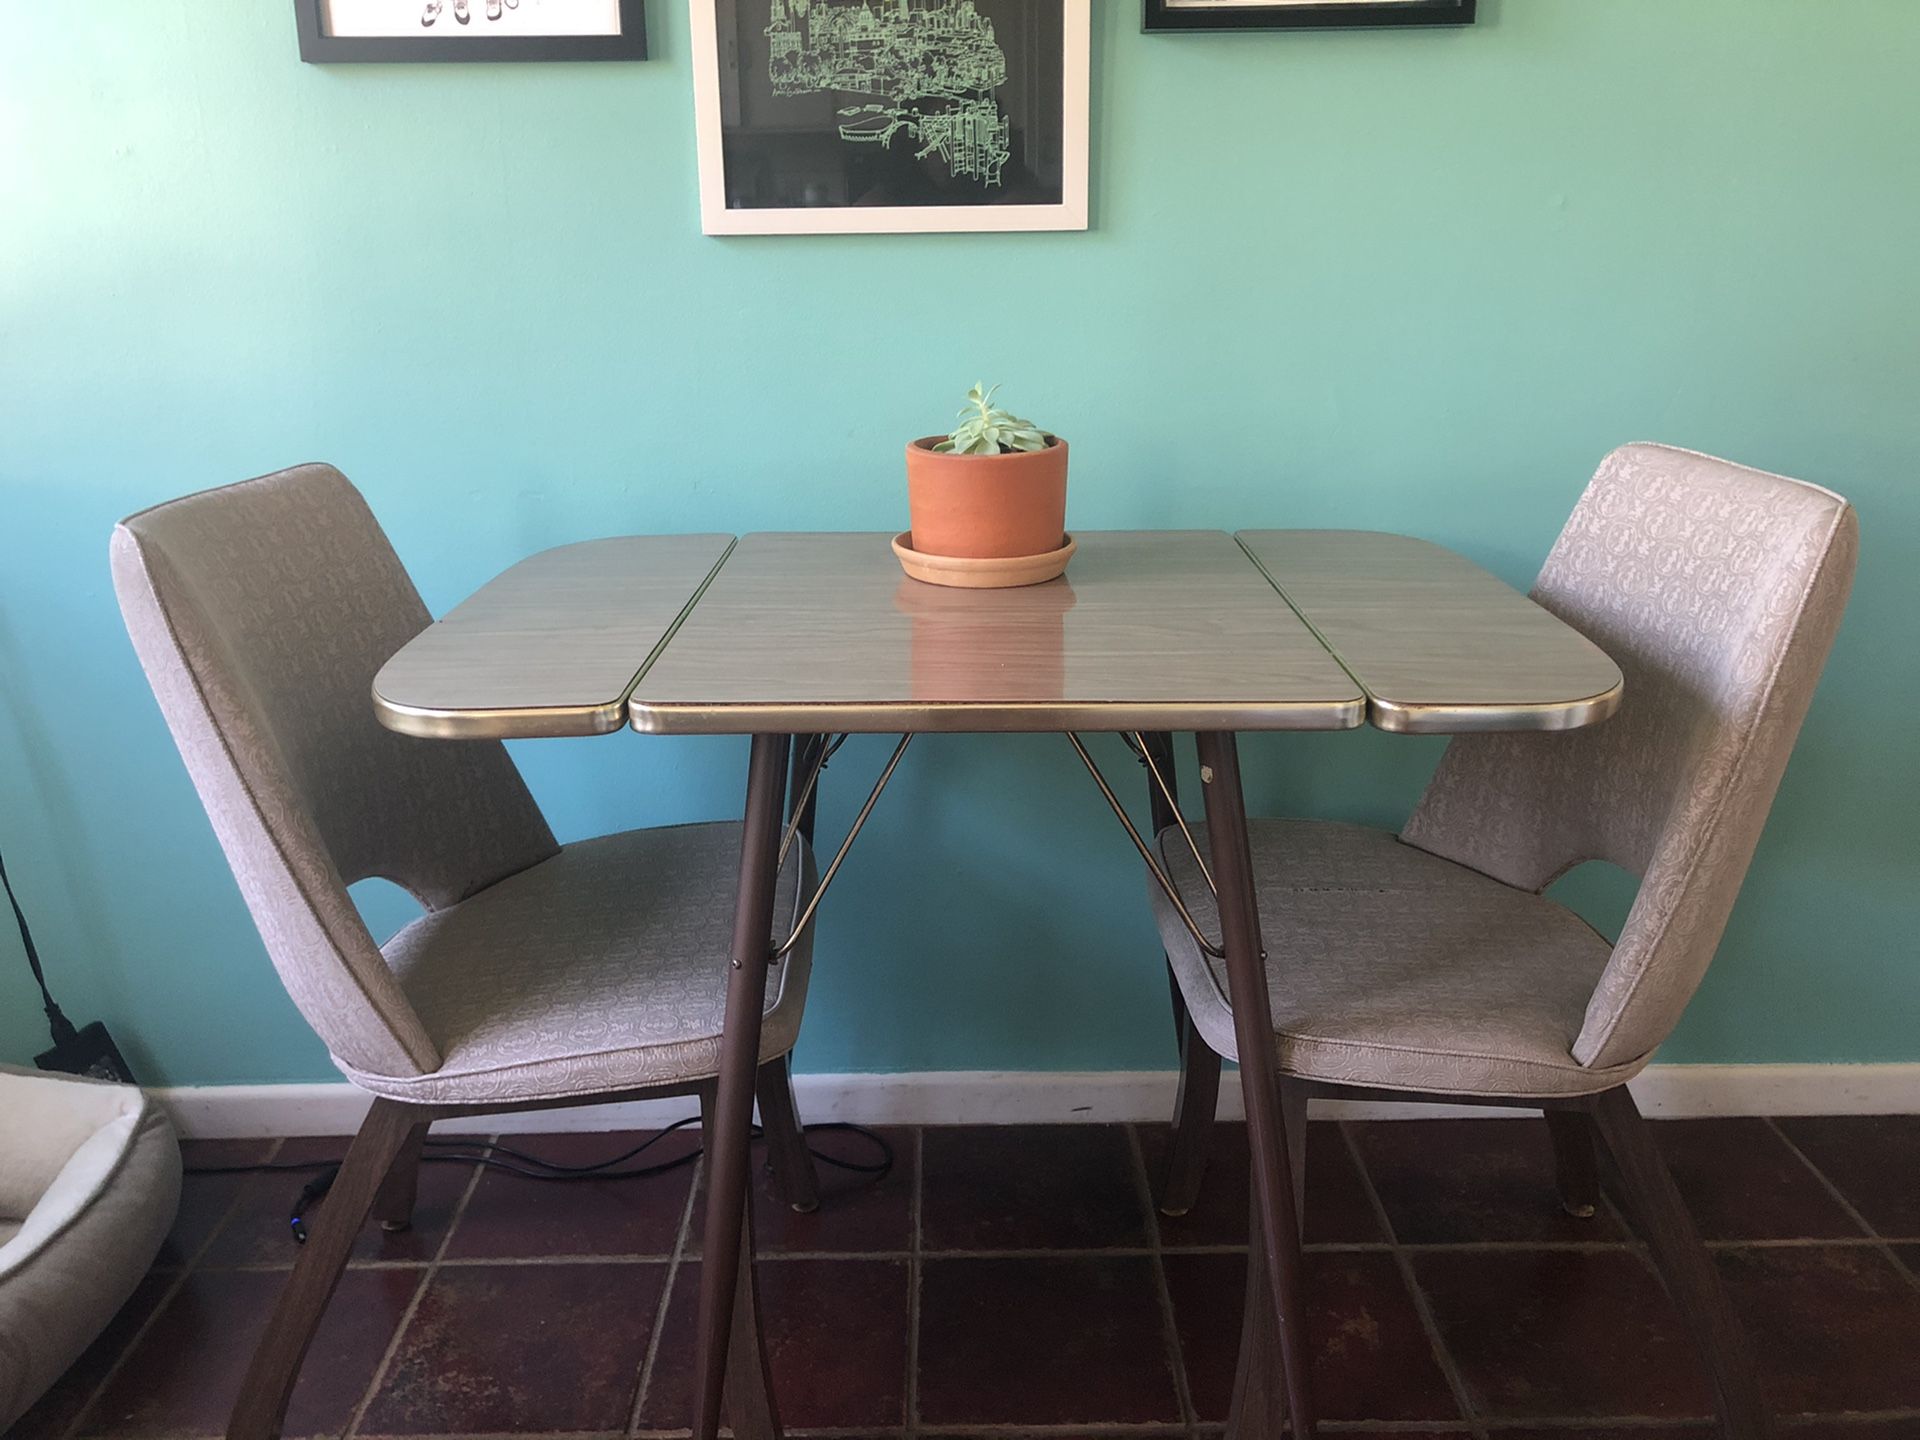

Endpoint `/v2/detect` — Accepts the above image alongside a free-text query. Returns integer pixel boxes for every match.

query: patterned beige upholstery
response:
[1155,444,1857,1095]
[357,825,812,1105]
[1154,821,1625,1096]
[112,464,812,1102]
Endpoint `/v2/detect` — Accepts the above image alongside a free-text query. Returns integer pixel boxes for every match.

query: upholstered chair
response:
[1146,444,1858,1440]
[112,465,820,1440]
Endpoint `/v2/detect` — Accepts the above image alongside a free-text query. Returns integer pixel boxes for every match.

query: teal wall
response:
[3,1,1916,1086]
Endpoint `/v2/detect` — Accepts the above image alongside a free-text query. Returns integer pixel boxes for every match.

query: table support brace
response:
[1063,732,1226,959]
[779,734,847,868]
[769,733,913,961]
[1119,730,1218,897]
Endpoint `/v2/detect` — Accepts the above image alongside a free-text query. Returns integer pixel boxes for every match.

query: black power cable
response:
[2,844,136,1082]
[186,1120,895,1244]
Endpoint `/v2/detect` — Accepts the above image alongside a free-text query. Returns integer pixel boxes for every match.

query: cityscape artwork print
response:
[692,0,1090,234]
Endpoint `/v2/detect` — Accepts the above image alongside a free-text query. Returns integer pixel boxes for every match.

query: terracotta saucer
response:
[892,532,1076,589]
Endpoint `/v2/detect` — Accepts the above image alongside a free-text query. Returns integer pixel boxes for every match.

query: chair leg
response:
[1166,958,1193,1050]
[1160,1003,1223,1217]
[1146,731,1222,1218]
[756,1055,820,1214]
[227,1098,422,1440]
[1544,1109,1600,1219]
[1588,1087,1773,1440]
[371,1119,431,1232]
[1280,1076,1308,1232]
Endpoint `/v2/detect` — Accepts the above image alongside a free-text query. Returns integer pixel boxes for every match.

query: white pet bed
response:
[0,1064,181,1428]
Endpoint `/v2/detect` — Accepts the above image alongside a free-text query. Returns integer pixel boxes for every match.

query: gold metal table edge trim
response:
[1368,683,1624,735]
[370,692,631,741]
[627,697,1369,737]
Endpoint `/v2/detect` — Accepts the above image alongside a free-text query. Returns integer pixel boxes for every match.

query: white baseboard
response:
[152,1063,1920,1140]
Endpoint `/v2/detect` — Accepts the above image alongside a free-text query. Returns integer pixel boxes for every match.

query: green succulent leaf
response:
[942,382,1052,457]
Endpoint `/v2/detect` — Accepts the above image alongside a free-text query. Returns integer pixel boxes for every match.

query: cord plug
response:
[36,1019,138,1085]
[289,1165,340,1245]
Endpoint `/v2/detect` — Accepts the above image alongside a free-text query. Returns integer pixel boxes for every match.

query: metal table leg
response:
[1195,730,1316,1440]
[692,732,792,1440]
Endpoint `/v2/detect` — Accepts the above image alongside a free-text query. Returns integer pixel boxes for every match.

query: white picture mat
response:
[690,0,1090,236]
[322,0,625,37]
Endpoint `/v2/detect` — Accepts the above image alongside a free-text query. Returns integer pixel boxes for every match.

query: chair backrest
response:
[111,464,558,1079]
[1401,443,1858,1072]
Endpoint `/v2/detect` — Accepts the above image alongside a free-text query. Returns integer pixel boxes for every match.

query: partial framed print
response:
[295,0,647,63]
[692,0,1090,236]
[1144,0,1474,31]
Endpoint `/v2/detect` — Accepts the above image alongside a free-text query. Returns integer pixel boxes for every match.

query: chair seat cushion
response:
[1,1067,181,1429]
[1150,820,1638,1097]
[339,822,813,1106]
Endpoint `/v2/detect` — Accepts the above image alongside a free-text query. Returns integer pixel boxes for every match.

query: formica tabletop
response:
[373,529,1621,741]
[627,531,1366,735]
[1237,530,1623,733]
[372,535,733,739]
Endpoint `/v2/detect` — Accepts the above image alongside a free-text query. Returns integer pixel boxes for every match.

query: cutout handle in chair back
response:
[110,464,559,1078]
[1402,443,1858,1071]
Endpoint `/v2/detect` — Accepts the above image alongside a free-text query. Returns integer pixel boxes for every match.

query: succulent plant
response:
[934,383,1051,456]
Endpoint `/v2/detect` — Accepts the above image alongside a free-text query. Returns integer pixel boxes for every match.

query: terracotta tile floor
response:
[15,1115,1920,1440]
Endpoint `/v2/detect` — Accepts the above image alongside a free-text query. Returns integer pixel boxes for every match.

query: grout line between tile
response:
[1470,1409,1920,1429]
[1882,1243,1920,1294]
[1127,1122,1201,1438]
[344,1130,496,1440]
[195,1231,1805,1274]
[1700,1236,1902,1251]
[1763,1116,1920,1301]
[630,1144,705,1436]
[1760,1118,1878,1238]
[1354,1238,1630,1254]
[1475,1419,1720,1431]
[95,1423,1920,1440]
[905,1126,924,1440]
[1338,1121,1489,1440]
[53,1136,291,1440]
[1778,1409,1920,1423]
[806,1426,1204,1437]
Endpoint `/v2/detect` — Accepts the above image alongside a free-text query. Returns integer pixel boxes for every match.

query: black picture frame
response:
[1144,0,1473,32]
[295,0,647,62]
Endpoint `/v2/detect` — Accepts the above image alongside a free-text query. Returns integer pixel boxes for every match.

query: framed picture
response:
[294,0,647,63]
[691,0,1090,236]
[1144,0,1474,32]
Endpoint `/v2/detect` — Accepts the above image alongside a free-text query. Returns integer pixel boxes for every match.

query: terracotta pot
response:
[905,435,1069,560]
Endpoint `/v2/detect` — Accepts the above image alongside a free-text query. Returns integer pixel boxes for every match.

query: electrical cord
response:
[1,844,80,1050]
[184,1120,895,1244]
